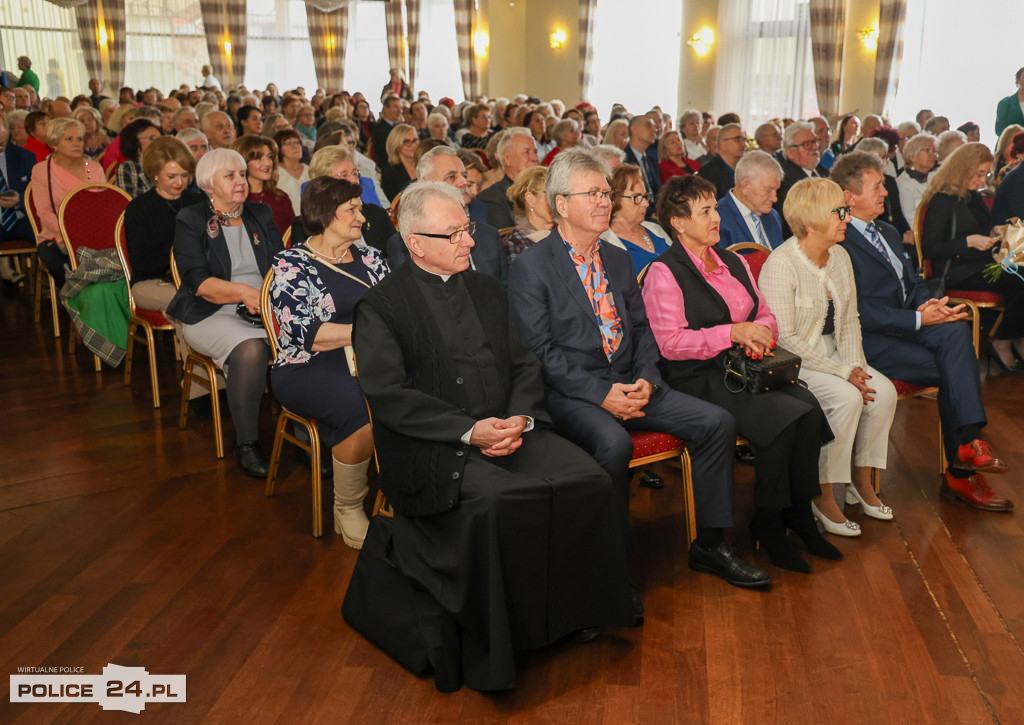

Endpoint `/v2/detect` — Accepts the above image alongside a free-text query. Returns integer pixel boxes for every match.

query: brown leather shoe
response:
[940,472,1014,512]
[957,439,1007,474]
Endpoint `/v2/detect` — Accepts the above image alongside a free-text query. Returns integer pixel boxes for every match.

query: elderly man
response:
[699,124,720,165]
[50,99,71,119]
[386,147,508,285]
[200,110,235,150]
[0,116,37,282]
[698,122,745,199]
[371,96,403,164]
[775,121,824,237]
[507,149,770,589]
[811,116,834,170]
[754,122,783,156]
[13,87,30,110]
[716,150,785,250]
[347,181,636,693]
[623,114,661,200]
[591,144,625,168]
[832,152,1013,512]
[0,88,14,113]
[476,127,539,228]
[173,107,199,133]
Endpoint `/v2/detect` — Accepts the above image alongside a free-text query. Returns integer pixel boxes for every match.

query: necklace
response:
[304,240,351,263]
[212,204,243,226]
[614,222,652,250]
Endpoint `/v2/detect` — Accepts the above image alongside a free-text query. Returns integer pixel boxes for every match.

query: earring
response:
[530,206,534,212]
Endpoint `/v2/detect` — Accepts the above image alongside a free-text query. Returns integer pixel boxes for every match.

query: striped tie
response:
[0,171,17,232]
[750,212,770,248]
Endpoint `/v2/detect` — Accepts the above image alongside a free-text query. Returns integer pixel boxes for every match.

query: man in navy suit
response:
[507,149,770,589]
[775,121,824,237]
[386,147,508,286]
[832,151,1013,512]
[697,122,745,199]
[0,116,37,282]
[716,150,784,251]
[623,115,660,219]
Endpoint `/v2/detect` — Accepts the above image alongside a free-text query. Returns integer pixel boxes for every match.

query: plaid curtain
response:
[808,0,846,119]
[307,4,350,93]
[873,0,907,116]
[385,0,407,80]
[199,0,247,89]
[74,0,127,90]
[406,0,422,92]
[453,0,478,100]
[578,0,597,101]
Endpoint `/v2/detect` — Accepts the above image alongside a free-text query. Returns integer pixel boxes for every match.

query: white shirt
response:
[729,191,770,248]
[201,73,221,91]
[683,138,706,161]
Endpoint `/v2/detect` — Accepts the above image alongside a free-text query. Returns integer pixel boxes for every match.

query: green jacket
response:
[16,67,39,92]
[995,93,1024,137]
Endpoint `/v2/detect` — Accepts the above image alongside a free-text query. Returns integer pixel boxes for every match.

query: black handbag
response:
[723,344,801,394]
[235,303,263,327]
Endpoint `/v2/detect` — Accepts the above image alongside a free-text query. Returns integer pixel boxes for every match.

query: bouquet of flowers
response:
[983,217,1024,282]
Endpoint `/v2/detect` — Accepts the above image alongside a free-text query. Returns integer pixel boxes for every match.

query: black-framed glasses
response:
[789,140,818,150]
[414,221,476,244]
[560,190,614,202]
[620,192,653,205]
[830,205,851,221]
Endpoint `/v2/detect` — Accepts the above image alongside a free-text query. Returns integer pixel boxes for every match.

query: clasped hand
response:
[470,416,528,457]
[847,366,876,404]
[917,296,967,326]
[601,379,652,420]
[0,192,19,209]
[730,322,775,357]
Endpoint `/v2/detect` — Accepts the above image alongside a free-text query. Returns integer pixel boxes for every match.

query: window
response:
[344,0,390,99]
[246,0,316,92]
[413,0,462,102]
[125,0,210,93]
[0,2,87,98]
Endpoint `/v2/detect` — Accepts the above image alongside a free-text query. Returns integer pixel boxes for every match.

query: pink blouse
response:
[642,245,778,361]
[30,157,106,244]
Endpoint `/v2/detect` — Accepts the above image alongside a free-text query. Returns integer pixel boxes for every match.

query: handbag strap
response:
[46,155,57,222]
[294,245,370,289]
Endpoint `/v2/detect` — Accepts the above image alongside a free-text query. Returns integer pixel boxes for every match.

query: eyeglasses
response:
[830,205,851,221]
[620,192,652,205]
[401,138,419,146]
[560,189,614,202]
[789,140,818,150]
[415,221,476,244]
[281,140,301,147]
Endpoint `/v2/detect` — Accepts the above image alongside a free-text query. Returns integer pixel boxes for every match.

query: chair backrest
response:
[259,268,281,360]
[105,162,119,182]
[913,202,931,277]
[388,191,402,227]
[498,226,515,239]
[282,225,292,249]
[169,249,181,289]
[112,212,140,315]
[726,242,770,283]
[23,182,45,239]
[58,183,132,270]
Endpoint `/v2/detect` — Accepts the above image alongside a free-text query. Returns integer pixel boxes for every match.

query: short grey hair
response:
[135,105,162,122]
[98,98,117,114]
[590,144,626,165]
[783,120,814,148]
[416,145,460,180]
[2,109,27,131]
[426,112,448,129]
[496,126,532,167]
[545,147,610,219]
[854,137,889,160]
[755,122,780,143]
[396,181,465,240]
[195,148,246,192]
[194,102,216,122]
[937,129,968,160]
[734,150,784,185]
[896,120,921,137]
[678,109,701,128]
[176,128,208,146]
[902,132,937,163]
[551,118,578,146]
[719,122,743,141]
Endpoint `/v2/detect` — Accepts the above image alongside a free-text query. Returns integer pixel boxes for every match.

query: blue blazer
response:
[715,191,784,251]
[840,219,928,338]
[3,143,35,213]
[506,230,664,407]
[623,144,662,195]
[385,219,509,287]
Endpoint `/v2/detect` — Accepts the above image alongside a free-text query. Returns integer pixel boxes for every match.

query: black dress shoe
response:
[640,471,664,489]
[735,443,757,465]
[235,441,269,478]
[576,627,601,642]
[296,447,332,478]
[688,542,772,588]
[629,584,644,625]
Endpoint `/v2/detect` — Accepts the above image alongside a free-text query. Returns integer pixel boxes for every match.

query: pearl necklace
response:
[304,241,351,263]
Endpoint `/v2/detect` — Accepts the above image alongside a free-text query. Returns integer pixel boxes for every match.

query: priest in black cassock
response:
[346,181,636,693]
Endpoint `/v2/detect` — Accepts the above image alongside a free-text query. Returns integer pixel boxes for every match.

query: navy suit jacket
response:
[2,142,36,214]
[506,230,664,408]
[840,219,928,339]
[386,219,509,287]
[715,191,784,250]
[623,144,661,195]
[696,155,735,200]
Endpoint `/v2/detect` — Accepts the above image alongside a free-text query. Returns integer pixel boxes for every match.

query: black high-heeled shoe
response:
[987,343,1024,374]
[782,503,844,560]
[749,510,810,573]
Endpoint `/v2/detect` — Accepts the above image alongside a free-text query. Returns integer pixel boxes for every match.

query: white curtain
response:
[244,0,317,92]
[414,0,463,102]
[713,0,818,126]
[125,0,210,93]
[0,2,88,98]
[344,0,389,97]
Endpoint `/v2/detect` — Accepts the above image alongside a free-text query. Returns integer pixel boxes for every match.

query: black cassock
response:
[346,261,634,692]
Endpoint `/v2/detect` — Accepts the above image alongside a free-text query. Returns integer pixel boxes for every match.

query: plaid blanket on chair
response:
[59,247,130,367]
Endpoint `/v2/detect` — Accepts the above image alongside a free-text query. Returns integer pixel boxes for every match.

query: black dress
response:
[380,163,413,201]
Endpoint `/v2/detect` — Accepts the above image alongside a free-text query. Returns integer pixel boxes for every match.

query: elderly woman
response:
[380,123,419,200]
[6,110,29,147]
[657,130,700,183]
[921,143,1024,371]
[503,165,554,262]
[896,132,937,226]
[760,178,898,536]
[124,136,203,312]
[829,114,861,157]
[603,164,670,274]
[231,135,294,236]
[166,149,285,478]
[540,118,580,166]
[641,175,836,571]
[269,177,388,548]
[273,128,308,215]
[29,117,106,286]
[936,130,967,163]
[381,67,413,102]
[425,112,451,144]
[115,119,162,198]
[678,109,707,161]
[74,106,108,160]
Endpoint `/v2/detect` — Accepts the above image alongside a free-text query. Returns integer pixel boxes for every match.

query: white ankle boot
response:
[333,457,370,549]
[0,257,24,284]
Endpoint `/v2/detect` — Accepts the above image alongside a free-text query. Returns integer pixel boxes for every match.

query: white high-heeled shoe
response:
[846,485,894,520]
[810,501,861,537]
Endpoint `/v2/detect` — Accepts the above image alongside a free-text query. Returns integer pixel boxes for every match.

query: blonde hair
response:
[506,165,548,217]
[921,142,994,205]
[385,123,416,165]
[995,124,1024,162]
[602,118,628,146]
[308,145,354,180]
[783,177,845,239]
[73,105,102,126]
[45,118,84,149]
[107,104,137,133]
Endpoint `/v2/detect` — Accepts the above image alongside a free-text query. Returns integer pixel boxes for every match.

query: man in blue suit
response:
[0,116,37,282]
[623,115,660,220]
[507,149,770,589]
[715,150,785,251]
[697,122,745,200]
[832,152,1013,512]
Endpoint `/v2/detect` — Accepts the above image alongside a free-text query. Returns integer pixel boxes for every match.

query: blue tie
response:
[750,212,770,248]
[866,222,906,299]
[0,170,16,232]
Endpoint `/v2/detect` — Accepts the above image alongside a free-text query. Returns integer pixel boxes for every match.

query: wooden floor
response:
[3,283,1024,724]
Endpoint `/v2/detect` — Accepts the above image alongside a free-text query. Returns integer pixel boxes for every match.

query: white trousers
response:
[799,337,897,484]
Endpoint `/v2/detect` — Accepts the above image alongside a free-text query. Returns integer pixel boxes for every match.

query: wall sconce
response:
[326,34,336,52]
[96,25,109,48]
[474,30,489,57]
[224,39,232,55]
[858,25,878,52]
[549,29,566,49]
[687,27,714,57]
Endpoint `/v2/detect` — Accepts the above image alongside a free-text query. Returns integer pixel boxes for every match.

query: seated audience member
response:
[0,115,37,283]
[775,121,825,237]
[923,115,950,136]
[831,151,1013,512]
[115,118,162,198]
[602,118,629,151]
[507,149,770,589]
[524,110,554,158]
[995,67,1024,137]
[166,149,285,478]
[260,113,289,139]
[855,136,912,243]
[236,106,263,138]
[754,122,783,156]
[623,115,661,201]
[993,123,1024,176]
[591,144,626,169]
[335,124,389,206]
[407,99,429,139]
[74,106,108,160]
[641,175,838,571]
[716,150,784,250]
[812,117,835,170]
[386,148,508,285]
[861,114,884,141]
[425,112,451,145]
[348,181,636,692]
[830,114,861,156]
[678,109,707,162]
[6,110,29,148]
[371,96,404,163]
[124,136,203,312]
[30,117,106,286]
[699,125,720,166]
[455,148,487,201]
[273,129,308,215]
[477,128,539,229]
[23,110,52,162]
[658,131,700,183]
[541,119,582,166]
[380,123,419,200]
[269,177,389,548]
[176,128,209,161]
[896,132,937,226]
[602,164,670,274]
[993,131,1024,187]
[503,165,553,263]
[957,122,981,144]
[991,138,1024,227]
[936,130,967,163]
[200,110,237,151]
[173,107,200,133]
[698,122,745,199]
[231,135,294,237]
[480,130,508,189]
[459,103,494,150]
[761,178,898,536]
[921,143,1024,371]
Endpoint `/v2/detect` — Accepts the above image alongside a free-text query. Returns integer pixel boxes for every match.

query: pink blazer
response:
[30,157,105,245]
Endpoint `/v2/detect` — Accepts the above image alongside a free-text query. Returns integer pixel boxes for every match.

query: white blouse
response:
[276,165,310,216]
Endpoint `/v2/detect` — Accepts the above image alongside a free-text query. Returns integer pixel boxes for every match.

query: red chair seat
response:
[946,289,1004,305]
[629,431,684,459]
[133,307,173,327]
[0,239,34,252]
[891,379,931,397]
